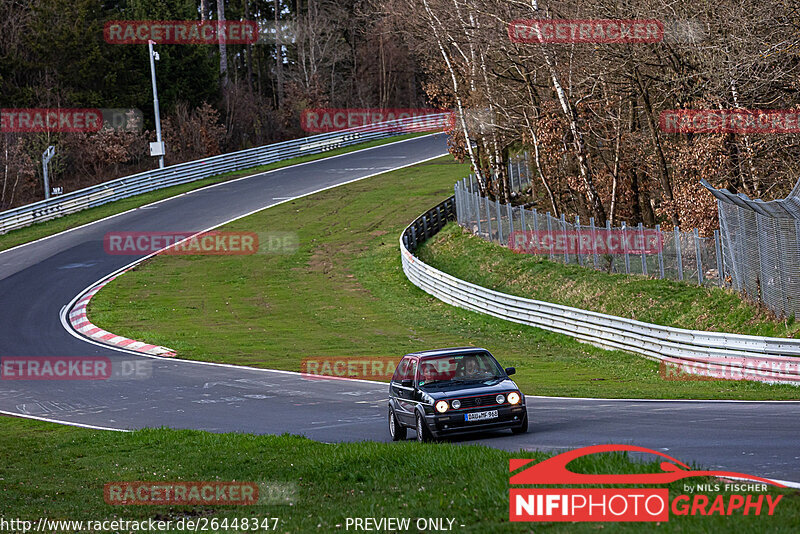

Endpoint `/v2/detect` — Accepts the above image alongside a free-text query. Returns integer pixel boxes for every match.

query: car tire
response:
[389,408,407,441]
[415,412,433,443]
[511,413,528,434]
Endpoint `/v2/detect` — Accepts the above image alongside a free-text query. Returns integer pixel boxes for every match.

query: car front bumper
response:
[424,404,527,437]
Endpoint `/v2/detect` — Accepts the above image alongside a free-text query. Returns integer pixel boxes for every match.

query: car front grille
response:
[455,395,496,409]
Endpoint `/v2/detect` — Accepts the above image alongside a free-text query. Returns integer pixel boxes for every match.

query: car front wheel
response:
[415,413,433,443]
[511,413,529,434]
[389,408,407,441]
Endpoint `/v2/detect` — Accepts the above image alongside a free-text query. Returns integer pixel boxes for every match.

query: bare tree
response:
[217,0,229,87]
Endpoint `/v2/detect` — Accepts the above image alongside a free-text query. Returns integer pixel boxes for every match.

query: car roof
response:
[404,347,491,359]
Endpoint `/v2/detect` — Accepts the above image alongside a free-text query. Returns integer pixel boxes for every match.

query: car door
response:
[390,356,417,425]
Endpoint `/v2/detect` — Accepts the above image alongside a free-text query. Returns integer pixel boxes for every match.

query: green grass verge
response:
[89,156,799,399]
[1,417,796,532]
[0,132,428,253]
[416,224,800,338]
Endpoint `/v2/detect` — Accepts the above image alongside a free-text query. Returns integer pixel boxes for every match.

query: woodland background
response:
[2,0,800,234]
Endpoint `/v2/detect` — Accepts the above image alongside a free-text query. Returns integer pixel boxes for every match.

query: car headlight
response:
[496,394,505,404]
[508,392,521,405]
[435,400,449,413]
[451,399,461,410]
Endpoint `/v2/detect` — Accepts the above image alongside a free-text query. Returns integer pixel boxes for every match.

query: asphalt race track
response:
[1,134,799,483]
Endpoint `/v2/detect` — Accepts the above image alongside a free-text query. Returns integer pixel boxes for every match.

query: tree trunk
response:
[274,0,283,105]
[217,0,229,87]
[609,100,622,225]
[1,138,8,207]
[634,67,677,226]
[420,0,487,194]
[531,0,606,223]
[520,105,559,216]
[730,79,759,195]
[245,0,253,91]
[624,97,653,226]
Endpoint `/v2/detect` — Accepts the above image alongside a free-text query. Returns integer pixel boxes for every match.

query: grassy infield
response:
[1,145,798,531]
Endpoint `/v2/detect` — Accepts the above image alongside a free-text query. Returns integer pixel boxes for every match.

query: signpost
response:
[148,39,165,168]
[42,145,55,200]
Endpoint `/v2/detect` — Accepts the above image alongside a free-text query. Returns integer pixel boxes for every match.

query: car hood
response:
[421,378,520,400]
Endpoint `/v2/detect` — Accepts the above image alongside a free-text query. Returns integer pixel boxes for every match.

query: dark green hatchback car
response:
[388,347,528,442]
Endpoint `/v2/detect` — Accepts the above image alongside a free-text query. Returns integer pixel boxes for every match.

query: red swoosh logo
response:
[510,445,785,487]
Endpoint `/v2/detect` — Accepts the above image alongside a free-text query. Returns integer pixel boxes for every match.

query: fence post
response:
[694,228,704,285]
[675,226,684,281]
[622,221,630,274]
[638,222,648,276]
[454,183,461,226]
[606,219,613,272]
[459,185,464,227]
[590,217,599,269]
[507,203,514,239]
[520,205,527,233]
[523,151,529,185]
[656,224,665,279]
[460,181,466,225]
[495,198,504,243]
[516,160,522,190]
[714,229,724,286]
[575,215,583,266]
[485,195,492,240]
[546,212,554,262]
[560,213,569,264]
[475,187,482,235]
[461,181,466,222]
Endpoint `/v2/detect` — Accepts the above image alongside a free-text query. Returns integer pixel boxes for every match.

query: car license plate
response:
[465,410,498,422]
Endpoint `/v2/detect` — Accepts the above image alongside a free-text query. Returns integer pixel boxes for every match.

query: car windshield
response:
[417,353,505,387]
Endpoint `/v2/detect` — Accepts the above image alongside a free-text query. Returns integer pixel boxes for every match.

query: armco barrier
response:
[401,196,800,385]
[0,114,451,235]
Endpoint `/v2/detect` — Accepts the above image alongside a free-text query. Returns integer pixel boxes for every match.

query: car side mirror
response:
[505,367,516,376]
[401,379,414,387]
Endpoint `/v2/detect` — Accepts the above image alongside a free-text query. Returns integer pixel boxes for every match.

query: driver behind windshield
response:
[460,355,483,377]
[420,362,437,384]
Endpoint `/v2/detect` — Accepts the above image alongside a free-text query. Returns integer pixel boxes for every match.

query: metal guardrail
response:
[0,114,451,235]
[401,196,800,385]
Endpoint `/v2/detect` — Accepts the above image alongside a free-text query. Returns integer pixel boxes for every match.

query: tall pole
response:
[148,40,165,169]
[42,146,55,200]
